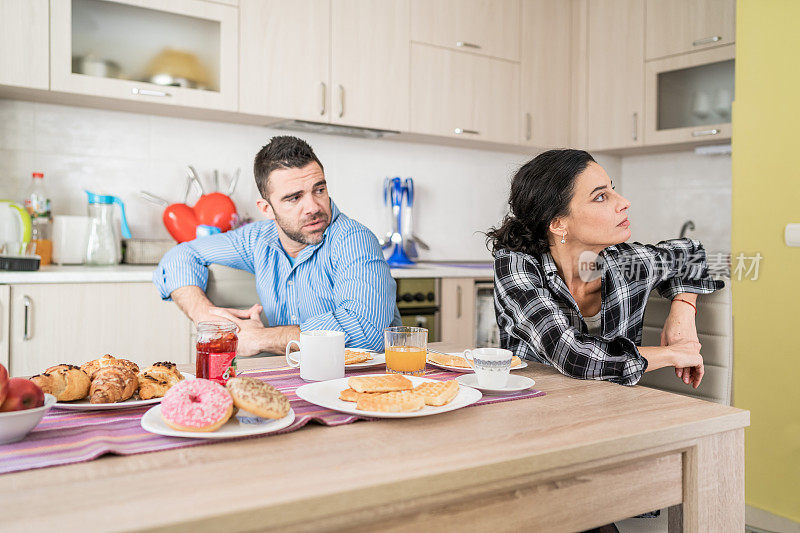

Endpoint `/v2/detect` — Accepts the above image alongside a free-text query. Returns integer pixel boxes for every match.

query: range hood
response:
[269,119,400,139]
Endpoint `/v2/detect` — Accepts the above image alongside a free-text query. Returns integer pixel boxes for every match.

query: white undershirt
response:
[584,311,602,336]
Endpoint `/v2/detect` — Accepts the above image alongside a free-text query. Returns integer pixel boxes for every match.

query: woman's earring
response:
[560,233,566,244]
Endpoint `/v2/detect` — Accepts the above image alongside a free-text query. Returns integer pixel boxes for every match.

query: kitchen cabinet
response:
[0,0,49,90]
[410,0,520,62]
[644,44,733,146]
[645,0,735,61]
[519,0,572,148]
[439,278,477,349]
[6,283,191,376]
[240,0,409,132]
[585,0,645,151]
[49,0,239,111]
[410,43,520,145]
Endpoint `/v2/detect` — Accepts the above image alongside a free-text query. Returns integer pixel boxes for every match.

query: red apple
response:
[0,378,44,412]
[0,363,8,406]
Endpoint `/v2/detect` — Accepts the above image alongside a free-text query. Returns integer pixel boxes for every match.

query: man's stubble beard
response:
[273,210,330,246]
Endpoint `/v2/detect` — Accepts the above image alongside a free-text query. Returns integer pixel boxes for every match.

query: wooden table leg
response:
[669,428,745,532]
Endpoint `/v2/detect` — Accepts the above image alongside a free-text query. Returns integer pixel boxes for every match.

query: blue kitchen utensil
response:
[384,177,415,267]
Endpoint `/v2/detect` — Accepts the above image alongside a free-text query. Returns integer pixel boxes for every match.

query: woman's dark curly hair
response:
[486,149,596,256]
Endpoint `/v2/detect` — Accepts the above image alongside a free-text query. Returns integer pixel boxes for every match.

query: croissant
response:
[81,354,139,379]
[137,362,184,400]
[89,366,138,404]
[31,364,91,401]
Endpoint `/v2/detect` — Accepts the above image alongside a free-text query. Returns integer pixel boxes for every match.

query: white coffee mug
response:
[285,330,345,381]
[463,347,513,389]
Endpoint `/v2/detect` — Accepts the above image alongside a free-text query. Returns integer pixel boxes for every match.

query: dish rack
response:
[122,239,175,265]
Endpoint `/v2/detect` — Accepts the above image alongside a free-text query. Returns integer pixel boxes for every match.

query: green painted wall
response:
[732,0,800,522]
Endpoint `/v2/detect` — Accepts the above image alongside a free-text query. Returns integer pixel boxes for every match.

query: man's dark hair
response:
[253,136,324,199]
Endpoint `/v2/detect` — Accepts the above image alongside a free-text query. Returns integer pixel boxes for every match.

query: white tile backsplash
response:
[0,99,731,259]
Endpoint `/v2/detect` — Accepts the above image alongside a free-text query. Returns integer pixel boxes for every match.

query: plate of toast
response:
[426,352,528,373]
[288,348,386,369]
[30,354,193,410]
[295,373,482,418]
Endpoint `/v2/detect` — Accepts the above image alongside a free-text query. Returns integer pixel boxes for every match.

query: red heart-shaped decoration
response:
[163,203,198,243]
[194,193,237,232]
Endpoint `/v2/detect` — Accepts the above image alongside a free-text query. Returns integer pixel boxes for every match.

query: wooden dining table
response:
[0,343,749,532]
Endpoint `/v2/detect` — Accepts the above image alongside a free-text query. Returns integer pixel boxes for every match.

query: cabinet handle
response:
[456,286,462,319]
[454,128,480,135]
[22,295,32,341]
[632,112,638,141]
[338,84,344,118]
[525,112,532,141]
[131,87,171,97]
[692,128,720,137]
[693,35,722,46]
[456,41,481,49]
[319,82,327,116]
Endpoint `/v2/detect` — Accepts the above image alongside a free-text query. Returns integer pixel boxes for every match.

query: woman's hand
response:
[668,339,704,389]
[661,302,702,386]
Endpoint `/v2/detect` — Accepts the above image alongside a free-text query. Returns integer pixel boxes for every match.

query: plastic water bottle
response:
[22,172,52,265]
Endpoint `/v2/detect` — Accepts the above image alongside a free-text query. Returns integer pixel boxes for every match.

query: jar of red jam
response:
[196,321,238,384]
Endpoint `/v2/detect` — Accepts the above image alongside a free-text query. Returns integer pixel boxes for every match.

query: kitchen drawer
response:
[8,283,191,376]
[410,0,520,61]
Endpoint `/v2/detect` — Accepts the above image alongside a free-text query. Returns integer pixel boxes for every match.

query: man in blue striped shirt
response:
[154,136,400,356]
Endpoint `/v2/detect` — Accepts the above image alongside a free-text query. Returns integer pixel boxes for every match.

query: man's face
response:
[257,162,332,246]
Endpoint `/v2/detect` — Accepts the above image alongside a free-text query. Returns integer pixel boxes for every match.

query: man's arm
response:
[208,306,300,356]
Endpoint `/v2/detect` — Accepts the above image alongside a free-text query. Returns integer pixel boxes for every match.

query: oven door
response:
[398,308,440,343]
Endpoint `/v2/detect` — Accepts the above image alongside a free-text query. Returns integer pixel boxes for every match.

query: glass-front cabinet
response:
[644,45,734,145]
[50,0,238,110]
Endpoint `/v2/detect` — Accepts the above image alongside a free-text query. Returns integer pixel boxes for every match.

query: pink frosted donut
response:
[161,378,233,432]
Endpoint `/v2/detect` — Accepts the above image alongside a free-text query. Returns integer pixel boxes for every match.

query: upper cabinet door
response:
[410,43,519,145]
[411,0,520,62]
[519,0,572,148]
[239,0,330,121]
[646,0,735,60]
[0,0,49,89]
[50,0,238,111]
[586,0,645,151]
[330,0,409,131]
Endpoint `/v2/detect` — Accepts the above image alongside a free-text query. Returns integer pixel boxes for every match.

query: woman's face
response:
[554,162,631,248]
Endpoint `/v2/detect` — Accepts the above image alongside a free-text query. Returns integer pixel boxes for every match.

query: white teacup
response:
[285,330,345,381]
[462,348,513,389]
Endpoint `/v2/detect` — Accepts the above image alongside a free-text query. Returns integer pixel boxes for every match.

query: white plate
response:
[288,351,387,369]
[141,405,296,439]
[456,373,536,394]
[53,372,195,411]
[426,353,528,373]
[295,374,482,419]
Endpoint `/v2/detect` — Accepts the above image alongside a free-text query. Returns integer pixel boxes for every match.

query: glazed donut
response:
[161,379,233,432]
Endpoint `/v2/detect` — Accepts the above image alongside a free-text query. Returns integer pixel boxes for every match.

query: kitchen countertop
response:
[0,343,749,532]
[0,262,494,284]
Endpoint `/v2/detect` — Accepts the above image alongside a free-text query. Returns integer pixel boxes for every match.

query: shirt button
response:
[292,315,298,321]
[288,280,293,286]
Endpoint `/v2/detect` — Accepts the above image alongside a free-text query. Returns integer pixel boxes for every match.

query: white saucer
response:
[455,374,535,394]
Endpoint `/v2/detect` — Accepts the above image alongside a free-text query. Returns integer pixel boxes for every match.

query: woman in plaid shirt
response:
[487,149,724,387]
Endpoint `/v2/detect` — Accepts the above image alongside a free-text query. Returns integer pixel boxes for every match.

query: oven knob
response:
[413,292,426,302]
[427,292,435,302]
[401,293,414,302]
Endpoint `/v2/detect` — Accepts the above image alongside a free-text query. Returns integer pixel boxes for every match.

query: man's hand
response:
[208,305,266,357]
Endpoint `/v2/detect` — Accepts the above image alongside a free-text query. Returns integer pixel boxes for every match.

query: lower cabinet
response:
[6,283,192,376]
[440,278,477,348]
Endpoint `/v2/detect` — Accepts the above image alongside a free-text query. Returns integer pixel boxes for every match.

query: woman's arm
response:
[639,340,704,388]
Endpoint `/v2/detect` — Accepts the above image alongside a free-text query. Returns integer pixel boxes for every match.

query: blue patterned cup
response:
[462,348,513,388]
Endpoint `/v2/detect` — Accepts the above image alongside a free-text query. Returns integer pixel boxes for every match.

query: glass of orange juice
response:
[384,326,427,376]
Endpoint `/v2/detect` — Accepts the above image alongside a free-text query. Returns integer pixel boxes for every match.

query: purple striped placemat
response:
[0,366,545,475]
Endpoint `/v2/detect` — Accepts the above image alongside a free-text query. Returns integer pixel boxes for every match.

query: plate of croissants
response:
[30,354,192,410]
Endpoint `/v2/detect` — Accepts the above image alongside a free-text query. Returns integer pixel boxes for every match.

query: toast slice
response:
[413,380,460,406]
[356,391,425,412]
[348,374,412,393]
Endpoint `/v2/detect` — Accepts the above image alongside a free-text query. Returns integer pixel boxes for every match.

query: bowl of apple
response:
[0,364,55,445]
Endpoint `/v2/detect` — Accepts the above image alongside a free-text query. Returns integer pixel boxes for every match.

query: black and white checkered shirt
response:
[493,238,725,386]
